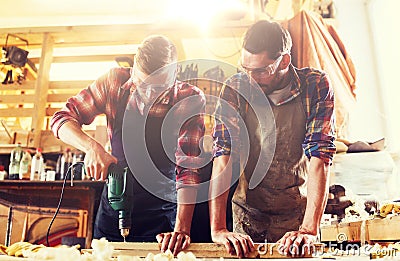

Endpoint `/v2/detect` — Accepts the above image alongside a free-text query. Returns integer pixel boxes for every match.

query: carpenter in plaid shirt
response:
[209,20,336,257]
[51,35,205,253]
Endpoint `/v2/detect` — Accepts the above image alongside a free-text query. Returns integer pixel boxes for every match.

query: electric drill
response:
[107,163,134,241]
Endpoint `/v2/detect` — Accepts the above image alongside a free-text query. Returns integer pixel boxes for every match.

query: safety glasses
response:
[131,64,176,90]
[239,54,283,78]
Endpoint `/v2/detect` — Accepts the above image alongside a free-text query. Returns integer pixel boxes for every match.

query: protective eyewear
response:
[132,64,176,90]
[239,55,283,78]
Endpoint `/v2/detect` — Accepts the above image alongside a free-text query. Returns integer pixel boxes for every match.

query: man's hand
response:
[209,156,255,258]
[84,143,117,180]
[277,230,317,257]
[211,229,255,258]
[56,121,117,180]
[156,231,190,256]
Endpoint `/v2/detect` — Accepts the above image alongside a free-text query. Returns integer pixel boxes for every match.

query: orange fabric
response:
[282,10,357,137]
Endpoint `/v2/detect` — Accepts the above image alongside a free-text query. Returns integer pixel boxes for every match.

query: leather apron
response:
[232,94,308,243]
[94,88,177,242]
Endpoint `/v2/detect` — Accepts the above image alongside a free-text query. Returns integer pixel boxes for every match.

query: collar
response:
[132,80,178,115]
[117,67,135,91]
[268,65,302,106]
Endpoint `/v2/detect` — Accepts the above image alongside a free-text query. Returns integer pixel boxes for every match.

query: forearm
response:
[175,187,197,235]
[209,155,232,233]
[58,121,103,153]
[301,157,330,235]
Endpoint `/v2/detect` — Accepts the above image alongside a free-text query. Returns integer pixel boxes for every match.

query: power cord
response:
[46,162,85,247]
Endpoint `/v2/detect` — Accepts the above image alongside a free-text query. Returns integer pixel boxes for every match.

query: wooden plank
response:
[0,95,35,103]
[108,242,323,258]
[26,59,38,79]
[31,33,54,148]
[0,23,249,46]
[0,81,35,90]
[0,120,13,143]
[0,80,91,90]
[46,107,60,117]
[49,80,92,90]
[0,108,34,117]
[47,94,73,103]
[30,54,134,63]
[341,221,362,242]
[321,216,400,243]
[0,144,35,154]
[320,224,340,242]
[321,221,362,242]
[367,215,400,241]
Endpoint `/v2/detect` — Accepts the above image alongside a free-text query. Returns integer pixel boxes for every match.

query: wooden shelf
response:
[0,22,246,150]
[0,144,35,155]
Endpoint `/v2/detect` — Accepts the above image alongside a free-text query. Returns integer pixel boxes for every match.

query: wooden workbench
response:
[0,256,372,261]
[102,242,372,259]
[0,242,376,260]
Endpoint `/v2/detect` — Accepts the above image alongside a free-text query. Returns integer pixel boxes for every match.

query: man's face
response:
[240,49,285,95]
[132,63,177,104]
[132,62,177,87]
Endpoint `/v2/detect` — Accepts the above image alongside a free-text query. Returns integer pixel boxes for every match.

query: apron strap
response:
[113,87,131,132]
[110,85,132,164]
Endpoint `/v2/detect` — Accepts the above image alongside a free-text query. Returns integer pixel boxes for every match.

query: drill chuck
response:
[120,228,130,239]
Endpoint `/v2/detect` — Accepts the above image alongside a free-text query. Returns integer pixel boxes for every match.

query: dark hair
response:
[243,20,292,59]
[135,35,177,75]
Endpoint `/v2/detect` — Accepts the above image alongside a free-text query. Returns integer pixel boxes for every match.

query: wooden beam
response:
[0,107,66,118]
[25,59,38,79]
[46,107,60,117]
[106,242,324,258]
[0,81,35,90]
[30,54,134,64]
[0,80,92,90]
[0,119,13,141]
[31,33,54,148]
[0,108,34,117]
[0,95,35,103]
[0,23,249,46]
[47,94,73,103]
[49,80,92,89]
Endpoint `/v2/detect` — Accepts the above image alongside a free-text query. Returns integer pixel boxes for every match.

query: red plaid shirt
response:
[213,65,336,165]
[51,67,206,189]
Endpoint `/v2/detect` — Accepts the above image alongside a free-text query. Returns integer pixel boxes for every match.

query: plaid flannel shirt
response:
[51,67,206,189]
[213,65,336,165]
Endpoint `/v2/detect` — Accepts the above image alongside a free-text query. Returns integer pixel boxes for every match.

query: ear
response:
[279,53,291,70]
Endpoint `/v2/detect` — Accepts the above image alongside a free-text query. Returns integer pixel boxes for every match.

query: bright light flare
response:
[164,0,246,31]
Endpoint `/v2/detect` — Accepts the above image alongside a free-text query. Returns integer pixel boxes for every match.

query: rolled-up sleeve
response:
[212,77,242,159]
[50,68,128,139]
[302,73,336,165]
[50,87,104,138]
[175,86,206,190]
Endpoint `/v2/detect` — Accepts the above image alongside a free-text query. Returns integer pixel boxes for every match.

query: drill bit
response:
[121,228,129,242]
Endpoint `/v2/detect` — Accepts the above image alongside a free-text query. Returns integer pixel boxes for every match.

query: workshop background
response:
[0,0,399,253]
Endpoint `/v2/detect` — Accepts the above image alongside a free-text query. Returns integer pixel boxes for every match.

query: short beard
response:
[257,73,285,95]
[258,84,274,95]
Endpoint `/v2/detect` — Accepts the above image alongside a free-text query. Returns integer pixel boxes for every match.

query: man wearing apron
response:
[210,21,336,257]
[51,35,206,255]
